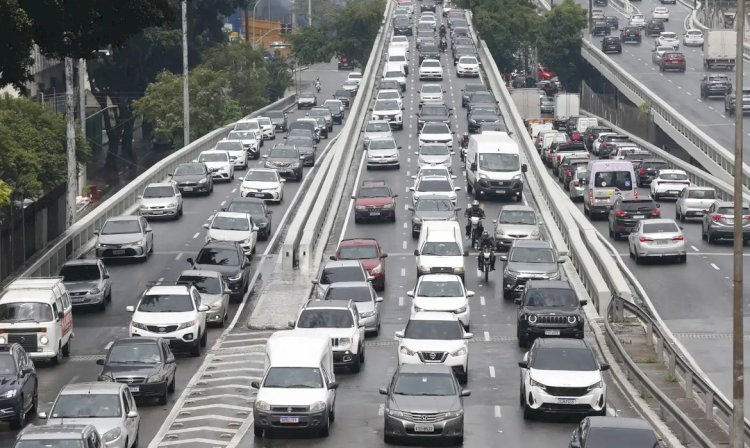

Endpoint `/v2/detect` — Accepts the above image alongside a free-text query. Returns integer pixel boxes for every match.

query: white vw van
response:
[583,160,637,218]
[0,277,73,363]
[465,134,527,201]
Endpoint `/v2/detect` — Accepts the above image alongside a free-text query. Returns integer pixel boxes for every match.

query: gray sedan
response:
[177,270,231,327]
[675,186,716,221]
[59,259,112,310]
[493,205,541,250]
[628,218,686,263]
[95,215,154,261]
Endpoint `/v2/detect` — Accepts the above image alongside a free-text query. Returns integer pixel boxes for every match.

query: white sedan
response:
[456,56,480,77]
[655,32,679,49]
[649,169,690,200]
[652,7,669,21]
[418,122,453,148]
[408,274,474,329]
[629,14,646,27]
[419,59,444,81]
[683,29,704,46]
[239,168,285,202]
[203,211,258,257]
[628,218,686,264]
[347,71,363,86]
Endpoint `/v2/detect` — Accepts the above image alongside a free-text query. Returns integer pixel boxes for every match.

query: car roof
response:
[339,238,379,247]
[397,364,453,374]
[18,424,95,440]
[322,259,364,269]
[201,240,241,250]
[111,337,162,347]
[526,279,572,290]
[145,182,174,188]
[500,204,535,212]
[214,211,250,220]
[684,186,714,191]
[59,382,124,395]
[534,337,588,349]
[419,273,462,282]
[145,285,191,295]
[62,259,101,267]
[228,197,265,204]
[106,215,140,222]
[304,299,352,310]
[410,311,460,321]
[327,281,372,289]
[362,180,387,187]
[179,269,222,279]
[511,239,551,249]
[640,218,678,225]
[586,416,654,430]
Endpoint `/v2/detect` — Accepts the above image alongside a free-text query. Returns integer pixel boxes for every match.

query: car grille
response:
[331,337,344,347]
[430,267,454,274]
[101,248,138,257]
[402,412,447,423]
[146,325,178,333]
[69,291,87,297]
[144,205,167,210]
[506,233,529,239]
[271,406,309,413]
[418,351,447,362]
[545,386,589,397]
[178,181,197,187]
[489,180,511,187]
[115,377,147,385]
[8,334,37,353]
[535,315,574,325]
[271,162,291,167]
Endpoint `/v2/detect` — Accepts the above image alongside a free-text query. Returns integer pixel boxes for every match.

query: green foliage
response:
[0,180,11,208]
[536,0,587,88]
[202,43,270,113]
[288,26,335,65]
[473,0,540,72]
[331,0,386,67]
[0,95,89,198]
[265,59,294,101]
[134,68,242,147]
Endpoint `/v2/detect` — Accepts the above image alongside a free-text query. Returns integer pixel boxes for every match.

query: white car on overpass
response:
[419,59,444,81]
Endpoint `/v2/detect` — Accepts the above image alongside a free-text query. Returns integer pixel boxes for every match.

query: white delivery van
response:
[576,117,598,134]
[0,277,73,362]
[530,122,553,139]
[252,331,337,437]
[583,160,637,218]
[465,134,528,201]
[415,221,468,281]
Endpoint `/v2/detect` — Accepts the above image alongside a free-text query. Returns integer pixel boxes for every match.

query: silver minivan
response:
[583,160,637,219]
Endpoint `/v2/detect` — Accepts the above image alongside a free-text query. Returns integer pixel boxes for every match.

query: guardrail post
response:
[655,337,664,362]
[684,371,693,399]
[646,321,653,346]
[705,390,714,419]
[667,352,676,376]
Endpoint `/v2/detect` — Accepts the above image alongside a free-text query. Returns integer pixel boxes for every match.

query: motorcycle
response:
[469,217,484,249]
[315,81,321,92]
[478,244,494,283]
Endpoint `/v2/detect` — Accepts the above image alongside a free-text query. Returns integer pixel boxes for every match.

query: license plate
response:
[183,187,193,192]
[370,211,381,216]
[557,398,576,404]
[112,250,125,255]
[669,190,680,195]
[128,385,139,393]
[633,215,644,219]
[72,297,84,303]
[414,424,435,433]
[544,329,561,336]
[252,193,264,198]
[495,190,506,194]
[279,416,299,424]
[655,240,669,245]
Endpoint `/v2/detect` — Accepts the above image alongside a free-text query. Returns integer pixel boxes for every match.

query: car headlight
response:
[478,173,488,180]
[527,314,537,323]
[131,322,147,331]
[124,241,143,247]
[399,345,416,356]
[450,347,467,357]
[39,335,49,345]
[102,428,122,443]
[177,320,196,330]
[256,400,271,411]
[198,178,208,184]
[530,378,547,391]
[228,272,243,281]
[89,288,101,295]
[0,389,17,399]
[371,264,383,274]
[529,228,540,237]
[455,305,467,314]
[209,301,223,310]
[567,315,578,324]
[310,401,327,412]
[512,174,523,180]
[549,271,562,280]
[445,409,464,418]
[337,337,352,348]
[96,243,105,248]
[148,373,164,383]
[385,408,404,417]
[360,310,376,318]
[98,374,114,382]
[382,203,394,210]
[242,238,253,246]
[291,162,301,169]
[453,267,464,274]
[587,380,603,391]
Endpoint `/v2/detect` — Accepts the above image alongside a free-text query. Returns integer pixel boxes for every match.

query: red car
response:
[338,56,354,70]
[537,64,557,80]
[332,238,388,291]
[353,180,397,223]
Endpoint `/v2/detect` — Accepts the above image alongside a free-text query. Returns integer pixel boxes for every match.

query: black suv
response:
[170,162,213,195]
[620,26,642,43]
[700,74,732,99]
[645,19,664,36]
[264,144,303,181]
[188,241,251,298]
[419,44,441,63]
[223,197,273,240]
[605,16,619,30]
[334,89,354,108]
[515,280,585,348]
[608,197,661,240]
[0,344,36,429]
[592,21,610,36]
[461,83,489,108]
[97,337,176,404]
[601,36,622,54]
[393,19,412,36]
[637,159,669,186]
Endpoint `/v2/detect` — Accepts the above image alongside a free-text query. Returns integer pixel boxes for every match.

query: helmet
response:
[472,200,480,207]
[482,230,489,238]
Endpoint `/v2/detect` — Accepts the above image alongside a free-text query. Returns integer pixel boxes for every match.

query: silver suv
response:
[501,240,565,299]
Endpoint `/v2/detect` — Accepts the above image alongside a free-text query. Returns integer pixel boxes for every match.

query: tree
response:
[332,0,386,67]
[0,0,174,89]
[265,58,293,101]
[201,43,270,113]
[473,0,540,73]
[134,68,242,148]
[0,180,11,208]
[0,95,88,199]
[536,0,587,88]
[288,26,334,65]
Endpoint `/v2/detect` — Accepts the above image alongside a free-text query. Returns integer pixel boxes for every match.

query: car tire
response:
[99,297,106,311]
[190,340,201,357]
[10,397,25,429]
[31,384,38,413]
[62,338,71,357]
[707,230,714,244]
[254,426,263,438]
[384,434,397,444]
[158,385,168,405]
[319,414,330,437]
[522,400,534,420]
[412,230,419,238]
[634,251,642,264]
[200,329,207,347]
[351,353,361,373]
[168,376,176,393]
[679,255,687,264]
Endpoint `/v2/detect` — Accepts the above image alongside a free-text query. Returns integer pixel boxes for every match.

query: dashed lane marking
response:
[401,268,406,277]
[489,365,495,378]
[480,296,486,306]
[710,263,720,270]
[192,232,200,239]
[494,405,502,418]
[484,331,490,342]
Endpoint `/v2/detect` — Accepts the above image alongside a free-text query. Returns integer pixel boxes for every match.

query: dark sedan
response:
[569,416,659,448]
[468,106,501,133]
[265,110,288,132]
[418,103,452,128]
[170,162,213,195]
[188,241,250,299]
[0,344,36,429]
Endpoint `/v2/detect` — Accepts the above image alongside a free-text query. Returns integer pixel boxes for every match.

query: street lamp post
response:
[182,0,190,146]
[252,0,267,48]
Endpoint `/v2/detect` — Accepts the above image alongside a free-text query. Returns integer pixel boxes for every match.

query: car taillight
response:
[634,190,638,199]
[573,180,580,186]
[639,168,647,175]
[557,155,562,162]
[744,215,750,220]
[672,235,684,241]
[639,236,653,242]
[650,209,661,216]
[712,213,725,222]
[615,210,627,217]
[567,170,572,177]
[588,191,594,202]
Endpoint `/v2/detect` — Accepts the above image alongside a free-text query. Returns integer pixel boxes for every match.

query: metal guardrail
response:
[17,94,297,281]
[282,0,394,274]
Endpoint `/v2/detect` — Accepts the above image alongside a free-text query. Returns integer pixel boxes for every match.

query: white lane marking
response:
[402,240,407,249]
[489,366,495,378]
[404,204,409,210]
[104,341,114,350]
[192,232,200,239]
[494,405,502,418]
[220,200,226,207]
[483,331,490,342]
[691,245,699,252]
[403,222,408,229]
[231,188,237,194]
[401,268,406,277]
[399,296,404,306]
[607,404,617,416]
[207,215,213,221]
[480,296,486,306]
[175,252,183,260]
[157,277,164,284]
[711,263,720,270]
[378,404,384,416]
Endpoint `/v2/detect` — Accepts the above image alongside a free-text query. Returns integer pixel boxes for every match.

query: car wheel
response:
[158,385,168,405]
[254,426,263,437]
[384,434,397,444]
[10,396,25,429]
[99,297,106,311]
[200,328,207,347]
[319,414,330,437]
[702,225,707,240]
[190,340,201,357]
[707,230,714,244]
[31,384,38,413]
[634,251,642,264]
[679,254,687,264]
[62,338,71,357]
[522,400,534,420]
[168,375,176,393]
[629,244,634,259]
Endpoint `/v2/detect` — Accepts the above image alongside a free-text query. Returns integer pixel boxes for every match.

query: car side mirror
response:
[656,203,661,208]
[288,320,295,328]
[376,297,383,303]
[500,255,508,261]
[251,380,260,389]
[127,410,138,419]
[463,250,469,257]
[381,253,388,258]
[379,387,388,395]
[461,389,472,397]
[103,273,110,279]
[580,299,588,306]
[137,195,143,200]
[186,257,194,266]
[57,311,64,320]
[94,230,100,235]
[198,304,210,312]
[38,412,48,419]
[395,330,404,339]
[96,359,105,366]
[600,363,611,371]
[166,355,176,364]
[329,255,337,261]
[470,163,477,171]
[328,382,339,390]
[145,228,153,233]
[467,291,475,297]
[518,361,528,369]
[359,321,365,328]
[202,223,209,229]
[558,256,567,263]
[126,306,135,312]
[463,332,474,339]
[521,164,528,173]
[454,187,461,192]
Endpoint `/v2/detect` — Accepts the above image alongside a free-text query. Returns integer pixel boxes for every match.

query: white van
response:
[387,52,409,75]
[0,277,73,362]
[415,221,468,281]
[465,134,527,201]
[583,160,638,218]
[252,331,337,438]
[576,117,598,134]
[382,62,406,91]
[530,122,553,139]
[541,131,568,154]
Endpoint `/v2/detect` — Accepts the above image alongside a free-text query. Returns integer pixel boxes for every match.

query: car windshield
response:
[642,222,680,233]
[367,122,391,133]
[16,442,84,448]
[375,100,400,111]
[359,187,390,198]
[216,141,243,152]
[196,248,241,266]
[422,61,441,68]
[338,245,378,259]
[620,201,657,212]
[660,172,688,181]
[416,198,453,211]
[296,309,354,328]
[369,139,396,150]
[271,148,298,159]
[178,275,221,295]
[499,210,536,225]
[531,347,598,371]
[390,55,406,62]
[422,123,449,134]
[320,266,365,284]
[422,106,447,116]
[525,288,578,307]
[379,91,400,100]
[418,179,451,192]
[51,393,122,418]
[422,45,438,52]
[325,286,372,302]
[227,201,265,215]
[245,171,277,182]
[300,93,315,99]
[717,206,750,215]
[211,216,249,231]
[143,186,174,198]
[228,131,256,140]
[0,354,17,375]
[421,145,450,156]
[287,136,312,147]
[174,164,205,175]
[510,247,555,263]
[422,85,442,93]
[473,107,497,115]
[101,219,140,235]
[404,320,463,340]
[420,241,462,256]
[593,171,633,189]
[688,189,715,199]
[661,32,676,38]
[686,30,702,36]
[586,428,658,448]
[60,264,100,282]
[460,57,477,64]
[263,367,324,388]
[199,153,228,163]
[137,294,193,313]
[0,303,54,323]
[417,280,463,297]
[107,343,161,364]
[385,71,403,78]
[478,153,520,172]
[393,372,456,396]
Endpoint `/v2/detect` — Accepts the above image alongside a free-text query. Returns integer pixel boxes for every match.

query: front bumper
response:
[254,409,328,431]
[96,245,147,259]
[355,207,396,220]
[518,323,584,341]
[474,179,523,198]
[398,351,468,372]
[333,349,359,368]
[457,67,479,76]
[225,275,245,295]
[297,101,316,108]
[69,291,106,307]
[140,207,178,218]
[367,156,400,167]
[177,182,210,194]
[0,399,22,422]
[525,385,606,415]
[495,234,539,250]
[241,189,282,201]
[419,72,443,80]
[131,327,199,351]
[210,170,232,180]
[384,413,464,440]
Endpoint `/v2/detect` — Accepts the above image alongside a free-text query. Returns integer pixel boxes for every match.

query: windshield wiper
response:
[286,384,318,388]
[14,318,40,324]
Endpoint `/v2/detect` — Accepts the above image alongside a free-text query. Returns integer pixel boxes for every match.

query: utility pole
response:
[292,0,296,30]
[182,0,190,146]
[64,57,77,228]
[78,58,87,196]
[731,0,745,445]
[308,0,312,26]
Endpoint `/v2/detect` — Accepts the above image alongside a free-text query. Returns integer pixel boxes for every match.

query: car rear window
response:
[688,189,715,199]
[620,201,657,211]
[642,222,679,233]
[717,207,750,215]
[593,171,633,189]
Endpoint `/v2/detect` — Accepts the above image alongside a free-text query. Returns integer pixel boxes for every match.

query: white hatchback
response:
[420,84,445,103]
[203,211,259,256]
[649,169,690,200]
[195,150,234,181]
[652,7,669,21]
[408,274,473,329]
[419,122,453,148]
[419,59,444,80]
[683,29,704,46]
[456,56,480,77]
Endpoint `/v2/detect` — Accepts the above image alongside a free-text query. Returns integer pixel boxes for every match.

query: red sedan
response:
[332,238,388,291]
[353,180,397,223]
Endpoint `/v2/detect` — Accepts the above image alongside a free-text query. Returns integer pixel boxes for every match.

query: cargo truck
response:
[554,93,580,120]
[703,30,737,70]
[510,88,542,120]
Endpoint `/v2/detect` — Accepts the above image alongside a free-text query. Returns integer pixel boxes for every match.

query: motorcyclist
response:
[459,132,469,161]
[439,37,448,52]
[314,78,321,92]
[439,24,446,37]
[477,231,496,271]
[464,200,485,237]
